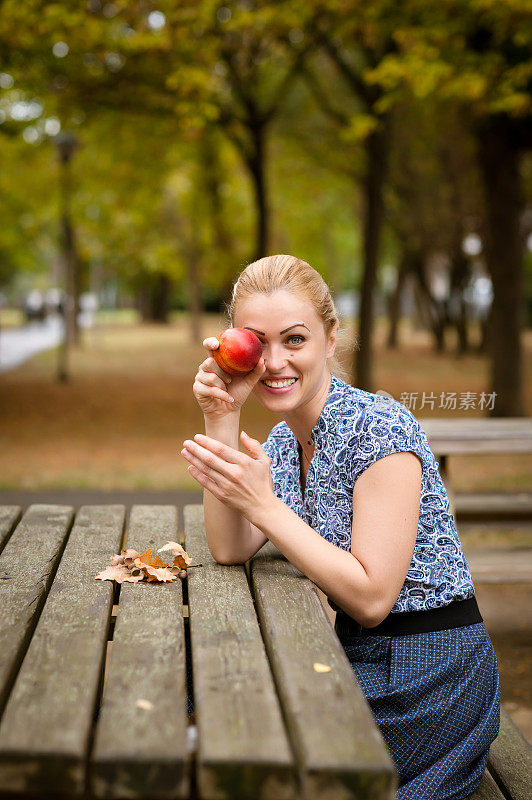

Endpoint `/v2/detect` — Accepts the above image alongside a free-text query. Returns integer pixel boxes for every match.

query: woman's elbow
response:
[207,544,246,566]
[357,594,395,629]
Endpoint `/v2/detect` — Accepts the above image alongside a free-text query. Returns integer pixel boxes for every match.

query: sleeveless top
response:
[261,372,475,613]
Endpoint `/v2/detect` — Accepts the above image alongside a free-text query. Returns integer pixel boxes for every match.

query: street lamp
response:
[54,130,79,382]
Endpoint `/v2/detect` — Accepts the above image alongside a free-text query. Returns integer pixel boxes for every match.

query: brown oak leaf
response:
[96,542,193,584]
[159,541,193,570]
[133,558,177,583]
[95,565,144,584]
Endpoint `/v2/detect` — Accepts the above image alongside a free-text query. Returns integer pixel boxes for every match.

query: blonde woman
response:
[182,254,500,800]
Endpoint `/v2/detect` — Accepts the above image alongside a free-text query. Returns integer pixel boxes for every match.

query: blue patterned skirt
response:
[336,621,500,800]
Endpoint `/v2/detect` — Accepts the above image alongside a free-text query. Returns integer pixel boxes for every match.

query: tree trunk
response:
[138,274,172,323]
[186,241,203,343]
[151,274,171,323]
[201,131,233,314]
[477,123,525,416]
[447,238,471,356]
[387,251,409,349]
[61,212,81,347]
[355,121,389,390]
[247,122,269,262]
[409,251,449,352]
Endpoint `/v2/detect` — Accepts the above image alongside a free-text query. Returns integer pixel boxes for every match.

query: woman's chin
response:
[259,393,299,413]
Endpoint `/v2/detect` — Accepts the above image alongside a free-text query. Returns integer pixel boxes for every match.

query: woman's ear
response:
[326,323,340,359]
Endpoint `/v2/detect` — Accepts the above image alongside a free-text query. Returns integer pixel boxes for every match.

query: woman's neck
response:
[284,371,332,448]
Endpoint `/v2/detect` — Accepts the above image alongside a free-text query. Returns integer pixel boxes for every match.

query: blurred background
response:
[0,0,531,739]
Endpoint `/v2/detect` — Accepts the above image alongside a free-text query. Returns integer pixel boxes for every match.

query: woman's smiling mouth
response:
[261,377,298,392]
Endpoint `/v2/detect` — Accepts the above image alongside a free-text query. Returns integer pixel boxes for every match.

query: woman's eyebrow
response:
[244,323,310,336]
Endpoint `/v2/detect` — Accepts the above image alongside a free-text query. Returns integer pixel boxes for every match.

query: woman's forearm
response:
[250,497,382,627]
[202,415,256,563]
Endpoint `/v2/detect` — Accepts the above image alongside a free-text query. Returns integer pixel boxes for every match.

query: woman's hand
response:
[181,430,275,521]
[193,337,266,420]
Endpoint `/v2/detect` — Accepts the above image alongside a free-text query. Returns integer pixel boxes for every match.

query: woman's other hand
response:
[181,431,274,520]
[193,336,265,419]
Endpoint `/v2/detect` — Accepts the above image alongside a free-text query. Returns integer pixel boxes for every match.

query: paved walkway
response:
[0,312,94,373]
[0,317,64,373]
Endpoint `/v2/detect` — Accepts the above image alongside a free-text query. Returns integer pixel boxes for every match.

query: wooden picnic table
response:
[420,417,532,456]
[0,503,529,800]
[419,417,532,521]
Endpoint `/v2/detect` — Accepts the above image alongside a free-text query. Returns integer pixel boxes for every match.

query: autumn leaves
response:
[95,541,196,584]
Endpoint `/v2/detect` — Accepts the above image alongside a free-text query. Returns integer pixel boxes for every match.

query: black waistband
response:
[334,597,483,638]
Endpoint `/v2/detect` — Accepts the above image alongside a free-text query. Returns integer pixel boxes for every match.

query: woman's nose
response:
[262,343,288,372]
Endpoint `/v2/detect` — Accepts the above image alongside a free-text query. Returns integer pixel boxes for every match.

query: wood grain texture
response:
[453,492,532,522]
[0,507,21,556]
[466,548,532,584]
[91,505,189,800]
[0,505,125,797]
[249,541,397,800]
[420,418,532,455]
[184,505,297,800]
[487,708,532,800]
[469,770,506,799]
[0,504,74,715]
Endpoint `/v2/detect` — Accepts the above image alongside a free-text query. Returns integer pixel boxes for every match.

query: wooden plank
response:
[466,549,532,585]
[421,418,532,455]
[470,770,505,799]
[0,506,22,555]
[487,708,532,800]
[249,541,397,800]
[184,505,297,800]
[0,504,74,716]
[0,505,125,798]
[92,505,189,800]
[454,492,532,522]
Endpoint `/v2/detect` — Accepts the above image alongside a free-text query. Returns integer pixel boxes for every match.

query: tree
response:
[384,95,484,355]
[362,0,532,415]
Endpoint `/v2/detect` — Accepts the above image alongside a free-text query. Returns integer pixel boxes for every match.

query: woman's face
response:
[233,289,338,415]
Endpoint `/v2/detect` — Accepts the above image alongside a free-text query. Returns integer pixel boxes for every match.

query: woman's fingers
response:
[187,464,223,497]
[197,369,231,392]
[181,434,247,478]
[191,434,245,464]
[203,337,219,351]
[181,439,236,476]
[198,357,232,384]
[181,443,234,484]
[193,381,235,405]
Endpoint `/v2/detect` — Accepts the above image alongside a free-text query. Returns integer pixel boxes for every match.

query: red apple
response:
[213,328,262,376]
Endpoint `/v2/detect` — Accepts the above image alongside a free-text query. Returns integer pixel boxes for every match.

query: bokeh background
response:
[0,0,531,738]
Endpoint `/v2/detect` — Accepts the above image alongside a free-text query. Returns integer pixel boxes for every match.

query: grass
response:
[0,308,25,328]
[0,313,531,495]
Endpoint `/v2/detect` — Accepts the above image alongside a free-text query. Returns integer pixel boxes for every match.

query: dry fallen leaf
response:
[95,565,145,584]
[313,663,332,673]
[159,541,193,570]
[136,699,154,711]
[134,558,177,583]
[95,542,194,584]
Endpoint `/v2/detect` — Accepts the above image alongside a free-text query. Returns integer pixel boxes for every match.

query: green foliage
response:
[0,0,530,314]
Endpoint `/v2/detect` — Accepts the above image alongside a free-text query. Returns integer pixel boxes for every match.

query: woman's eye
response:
[287,335,304,345]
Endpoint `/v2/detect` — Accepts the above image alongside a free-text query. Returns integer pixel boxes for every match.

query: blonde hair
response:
[227,254,353,383]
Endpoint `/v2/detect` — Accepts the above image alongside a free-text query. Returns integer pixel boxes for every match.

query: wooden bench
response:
[0,503,530,800]
[420,418,532,523]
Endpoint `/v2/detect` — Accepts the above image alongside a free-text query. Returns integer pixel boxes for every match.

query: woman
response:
[182,254,500,800]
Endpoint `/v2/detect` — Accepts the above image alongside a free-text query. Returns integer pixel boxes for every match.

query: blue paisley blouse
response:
[261,372,475,613]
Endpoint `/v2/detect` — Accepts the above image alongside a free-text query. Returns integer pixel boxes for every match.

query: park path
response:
[0,313,95,374]
[0,316,64,373]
